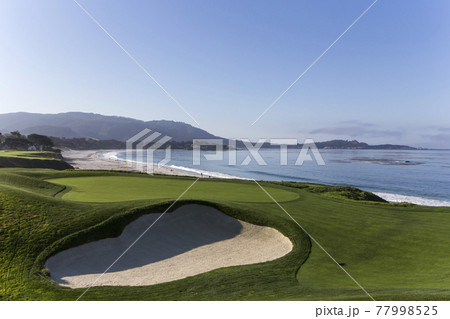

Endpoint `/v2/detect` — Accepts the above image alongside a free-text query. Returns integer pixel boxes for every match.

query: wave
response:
[374,192,450,207]
[100,151,119,160]
[247,170,315,182]
[100,151,450,207]
[167,165,249,180]
[109,151,247,180]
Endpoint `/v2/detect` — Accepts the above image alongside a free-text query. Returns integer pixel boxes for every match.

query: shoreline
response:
[62,150,199,178]
[62,149,450,207]
[62,149,244,179]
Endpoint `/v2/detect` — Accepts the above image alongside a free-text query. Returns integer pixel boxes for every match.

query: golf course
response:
[0,150,73,170]
[1,168,449,300]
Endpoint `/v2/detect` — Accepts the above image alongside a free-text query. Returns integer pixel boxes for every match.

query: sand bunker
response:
[46,204,292,288]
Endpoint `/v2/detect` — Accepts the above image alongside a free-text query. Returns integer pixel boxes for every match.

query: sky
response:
[0,0,449,148]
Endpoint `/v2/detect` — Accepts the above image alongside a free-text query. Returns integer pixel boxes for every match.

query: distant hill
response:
[0,112,220,142]
[311,139,419,150]
[0,112,421,150]
[246,139,419,150]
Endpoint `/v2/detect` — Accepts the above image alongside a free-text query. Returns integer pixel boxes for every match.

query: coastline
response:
[373,192,450,207]
[62,150,199,178]
[62,149,244,179]
[62,149,450,207]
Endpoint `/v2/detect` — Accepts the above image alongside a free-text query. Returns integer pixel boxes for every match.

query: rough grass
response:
[275,181,387,203]
[0,168,449,301]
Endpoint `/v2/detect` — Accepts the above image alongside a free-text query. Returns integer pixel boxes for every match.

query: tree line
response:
[0,131,54,150]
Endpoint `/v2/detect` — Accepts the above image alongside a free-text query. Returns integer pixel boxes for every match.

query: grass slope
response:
[0,168,449,301]
[0,151,72,170]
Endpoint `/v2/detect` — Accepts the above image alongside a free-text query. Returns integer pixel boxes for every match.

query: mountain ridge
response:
[0,112,423,149]
[0,112,219,142]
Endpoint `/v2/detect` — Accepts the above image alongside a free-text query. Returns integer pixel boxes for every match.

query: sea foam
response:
[100,151,119,160]
[374,192,450,207]
[167,165,248,180]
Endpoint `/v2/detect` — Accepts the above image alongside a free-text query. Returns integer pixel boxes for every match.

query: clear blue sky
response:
[0,0,449,148]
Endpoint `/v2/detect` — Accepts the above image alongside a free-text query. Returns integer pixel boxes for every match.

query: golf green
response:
[2,169,450,300]
[47,176,299,203]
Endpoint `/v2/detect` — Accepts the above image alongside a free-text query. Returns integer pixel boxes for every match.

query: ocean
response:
[110,149,450,207]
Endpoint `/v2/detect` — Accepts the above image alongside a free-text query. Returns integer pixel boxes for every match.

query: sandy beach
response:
[62,149,200,178]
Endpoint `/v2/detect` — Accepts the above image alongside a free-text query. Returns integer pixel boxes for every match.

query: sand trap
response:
[46,204,292,287]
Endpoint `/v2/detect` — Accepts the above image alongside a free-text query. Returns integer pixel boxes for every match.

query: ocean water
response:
[112,149,450,207]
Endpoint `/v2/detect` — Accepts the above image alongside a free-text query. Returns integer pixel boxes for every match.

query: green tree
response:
[27,134,54,149]
[4,136,31,150]
[10,131,22,138]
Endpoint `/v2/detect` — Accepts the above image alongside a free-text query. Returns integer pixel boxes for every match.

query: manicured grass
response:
[47,176,299,203]
[0,150,59,159]
[1,168,449,301]
[0,150,72,170]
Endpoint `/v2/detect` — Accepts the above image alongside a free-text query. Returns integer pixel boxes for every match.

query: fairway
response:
[0,150,72,170]
[0,150,57,159]
[47,176,299,203]
[1,169,450,301]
